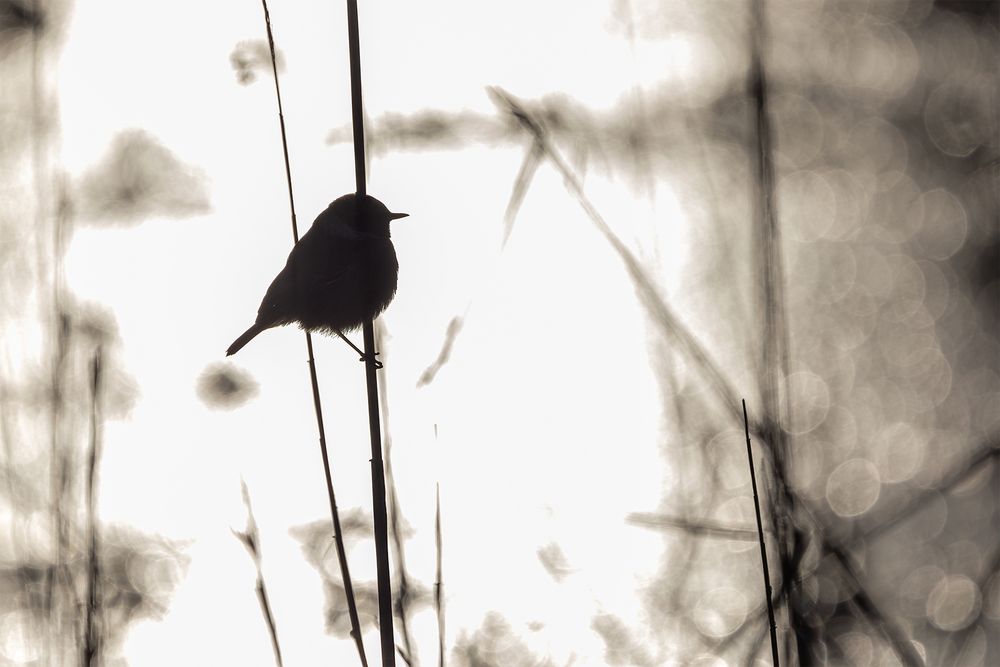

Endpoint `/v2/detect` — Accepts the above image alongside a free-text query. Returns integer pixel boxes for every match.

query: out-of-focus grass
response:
[2,0,997,664]
[336,2,999,665]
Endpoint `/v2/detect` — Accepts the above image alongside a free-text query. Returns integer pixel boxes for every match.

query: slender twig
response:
[83,347,103,667]
[435,476,445,667]
[375,322,418,665]
[235,481,284,667]
[416,316,464,388]
[259,3,368,664]
[342,1,396,664]
[747,0,797,655]
[502,139,544,247]
[255,579,283,667]
[743,400,778,666]
[626,512,760,541]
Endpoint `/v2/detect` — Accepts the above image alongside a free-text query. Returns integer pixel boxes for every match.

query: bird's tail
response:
[227,323,266,356]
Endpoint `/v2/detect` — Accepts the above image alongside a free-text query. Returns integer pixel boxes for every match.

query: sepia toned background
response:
[0,0,997,664]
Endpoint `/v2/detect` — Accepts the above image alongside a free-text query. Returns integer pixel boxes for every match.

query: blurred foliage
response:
[230,39,283,86]
[0,0,69,57]
[196,362,258,410]
[291,514,431,638]
[335,0,999,664]
[0,524,188,663]
[453,612,557,667]
[1,0,997,663]
[76,129,210,226]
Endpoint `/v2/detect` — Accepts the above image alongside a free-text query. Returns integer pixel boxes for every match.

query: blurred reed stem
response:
[746,1,801,659]
[259,2,369,664]
[82,347,104,667]
[375,323,418,666]
[235,481,284,667]
[488,86,748,429]
[488,84,920,667]
[435,449,445,667]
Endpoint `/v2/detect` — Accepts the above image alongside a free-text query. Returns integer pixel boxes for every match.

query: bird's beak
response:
[389,212,409,221]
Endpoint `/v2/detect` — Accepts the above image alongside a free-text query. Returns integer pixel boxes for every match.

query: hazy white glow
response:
[52,0,710,664]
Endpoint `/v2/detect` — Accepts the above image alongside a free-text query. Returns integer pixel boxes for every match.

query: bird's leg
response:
[335,331,383,369]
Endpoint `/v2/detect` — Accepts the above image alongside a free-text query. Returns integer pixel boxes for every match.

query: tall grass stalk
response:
[31,17,73,653]
[83,347,104,667]
[259,2,368,664]
[742,400,778,666]
[342,0,397,664]
[746,1,800,658]
[234,481,284,667]
[375,323,418,665]
[434,478,445,667]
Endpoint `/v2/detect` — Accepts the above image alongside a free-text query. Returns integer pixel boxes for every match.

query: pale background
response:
[1,0,998,665]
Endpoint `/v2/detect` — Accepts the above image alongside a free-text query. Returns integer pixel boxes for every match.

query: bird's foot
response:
[335,331,383,369]
[359,351,383,370]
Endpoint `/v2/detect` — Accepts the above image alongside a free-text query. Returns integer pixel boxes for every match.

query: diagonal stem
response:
[744,400,779,667]
[260,2,368,664]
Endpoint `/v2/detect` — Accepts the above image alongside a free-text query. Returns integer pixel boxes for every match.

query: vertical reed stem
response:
[343,0,397,664]
[435,479,445,667]
[83,347,103,667]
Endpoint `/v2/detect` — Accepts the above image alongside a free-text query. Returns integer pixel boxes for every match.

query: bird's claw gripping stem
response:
[359,352,383,370]
[337,331,383,369]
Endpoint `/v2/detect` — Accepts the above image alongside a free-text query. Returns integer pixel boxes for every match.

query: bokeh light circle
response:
[785,371,831,435]
[926,574,980,631]
[826,458,881,517]
[693,587,747,638]
[913,189,967,261]
[872,422,927,484]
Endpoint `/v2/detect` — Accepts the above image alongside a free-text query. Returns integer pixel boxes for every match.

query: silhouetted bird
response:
[227,193,407,357]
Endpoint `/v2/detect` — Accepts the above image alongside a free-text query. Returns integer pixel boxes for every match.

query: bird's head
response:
[322,193,408,239]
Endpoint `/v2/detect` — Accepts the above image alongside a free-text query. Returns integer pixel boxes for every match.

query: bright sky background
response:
[55,1,700,664]
[10,0,999,664]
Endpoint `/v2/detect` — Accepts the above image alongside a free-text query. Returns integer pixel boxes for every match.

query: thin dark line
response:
[346,0,367,196]
[83,348,103,667]
[435,479,445,667]
[744,399,779,667]
[343,1,396,665]
[261,0,299,243]
[260,3,368,665]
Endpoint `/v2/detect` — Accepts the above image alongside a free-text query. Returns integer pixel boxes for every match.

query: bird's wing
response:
[254,229,363,325]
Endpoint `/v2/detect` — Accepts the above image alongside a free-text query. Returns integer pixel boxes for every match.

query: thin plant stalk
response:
[342,0,396,664]
[434,479,445,667]
[375,323,418,665]
[235,481,284,667]
[83,347,104,667]
[255,577,283,667]
[259,2,368,664]
[746,0,798,653]
[743,399,778,667]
